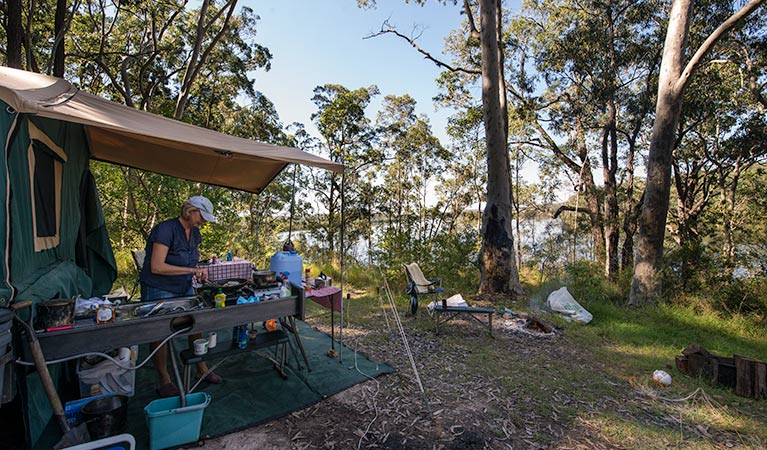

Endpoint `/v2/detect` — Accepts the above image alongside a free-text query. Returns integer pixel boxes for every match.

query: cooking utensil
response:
[36,299,75,330]
[208,278,248,292]
[81,395,128,439]
[252,270,276,285]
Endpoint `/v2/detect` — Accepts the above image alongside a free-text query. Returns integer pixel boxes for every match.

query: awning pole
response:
[339,171,345,362]
[2,109,19,304]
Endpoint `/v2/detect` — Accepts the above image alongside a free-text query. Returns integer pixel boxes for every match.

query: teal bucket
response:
[144,392,210,450]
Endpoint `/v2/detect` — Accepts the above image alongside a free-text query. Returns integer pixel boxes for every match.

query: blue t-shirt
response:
[140,218,201,294]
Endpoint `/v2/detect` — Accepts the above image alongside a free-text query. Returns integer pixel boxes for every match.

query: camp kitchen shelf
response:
[32,292,305,361]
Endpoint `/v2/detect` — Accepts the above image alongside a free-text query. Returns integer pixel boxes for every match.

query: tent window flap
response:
[27,122,65,251]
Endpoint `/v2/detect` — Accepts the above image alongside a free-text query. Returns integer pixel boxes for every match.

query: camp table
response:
[32,291,307,367]
[305,286,343,356]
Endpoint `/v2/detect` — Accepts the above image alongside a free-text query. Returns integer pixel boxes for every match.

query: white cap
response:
[188,196,217,223]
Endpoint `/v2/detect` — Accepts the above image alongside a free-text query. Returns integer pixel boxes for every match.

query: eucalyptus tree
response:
[65,1,269,118]
[666,47,759,282]
[445,107,488,234]
[630,0,765,305]
[3,0,24,68]
[702,9,767,270]
[375,94,449,267]
[363,0,524,297]
[517,0,662,279]
[309,84,380,261]
[1,0,78,73]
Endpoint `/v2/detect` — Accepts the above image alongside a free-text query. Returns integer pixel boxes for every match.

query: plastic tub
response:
[144,392,210,450]
[270,251,302,287]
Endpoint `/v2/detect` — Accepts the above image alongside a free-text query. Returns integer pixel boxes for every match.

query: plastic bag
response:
[546,287,593,324]
[427,293,468,311]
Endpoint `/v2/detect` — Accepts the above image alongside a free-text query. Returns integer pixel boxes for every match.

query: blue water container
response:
[270,251,302,288]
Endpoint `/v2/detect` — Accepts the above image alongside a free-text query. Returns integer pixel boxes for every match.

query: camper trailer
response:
[0,67,342,448]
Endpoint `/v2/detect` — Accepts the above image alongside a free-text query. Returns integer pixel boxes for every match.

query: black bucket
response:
[81,395,128,439]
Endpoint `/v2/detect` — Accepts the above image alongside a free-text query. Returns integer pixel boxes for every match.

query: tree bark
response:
[7,0,24,69]
[52,0,67,76]
[175,0,238,119]
[603,9,620,279]
[477,0,523,297]
[630,0,693,305]
[629,0,764,305]
[573,111,606,265]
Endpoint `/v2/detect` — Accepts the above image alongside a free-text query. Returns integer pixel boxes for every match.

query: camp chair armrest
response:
[414,278,441,289]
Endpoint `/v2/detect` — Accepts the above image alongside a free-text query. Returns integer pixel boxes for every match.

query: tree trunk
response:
[721,163,741,269]
[603,11,620,279]
[630,0,764,305]
[630,0,692,305]
[175,0,238,119]
[477,0,523,297]
[514,147,522,270]
[7,0,23,69]
[52,0,67,77]
[572,103,606,265]
[621,189,642,272]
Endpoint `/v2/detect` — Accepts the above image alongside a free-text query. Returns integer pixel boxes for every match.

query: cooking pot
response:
[36,299,75,329]
[82,395,128,439]
[252,270,276,286]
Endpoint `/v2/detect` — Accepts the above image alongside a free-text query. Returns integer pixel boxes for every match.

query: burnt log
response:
[735,354,767,399]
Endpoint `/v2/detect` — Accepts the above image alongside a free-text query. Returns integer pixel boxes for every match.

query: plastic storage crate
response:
[144,392,210,450]
[78,346,137,397]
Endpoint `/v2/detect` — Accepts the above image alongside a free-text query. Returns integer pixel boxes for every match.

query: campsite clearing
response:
[202,292,767,450]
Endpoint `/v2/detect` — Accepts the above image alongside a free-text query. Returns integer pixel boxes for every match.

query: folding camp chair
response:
[403,263,444,315]
[129,249,146,299]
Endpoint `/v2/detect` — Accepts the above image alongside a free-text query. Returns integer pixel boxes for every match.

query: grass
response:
[317,264,767,448]
[113,254,766,446]
[543,284,767,445]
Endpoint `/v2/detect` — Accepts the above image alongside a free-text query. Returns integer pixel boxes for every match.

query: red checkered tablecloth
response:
[306,286,342,312]
[203,259,253,282]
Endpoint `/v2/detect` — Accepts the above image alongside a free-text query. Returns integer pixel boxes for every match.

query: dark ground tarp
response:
[33,321,394,449]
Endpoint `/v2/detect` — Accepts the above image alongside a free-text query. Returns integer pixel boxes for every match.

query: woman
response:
[140,195,223,397]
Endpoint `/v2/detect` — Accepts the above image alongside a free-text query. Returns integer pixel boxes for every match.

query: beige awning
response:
[0,67,343,193]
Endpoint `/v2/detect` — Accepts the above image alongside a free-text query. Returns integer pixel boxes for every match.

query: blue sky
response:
[246,0,467,145]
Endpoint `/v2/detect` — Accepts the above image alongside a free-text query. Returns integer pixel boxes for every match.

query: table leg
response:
[168,340,186,405]
[489,312,493,337]
[184,364,191,394]
[328,297,337,357]
[287,316,312,371]
[278,318,303,370]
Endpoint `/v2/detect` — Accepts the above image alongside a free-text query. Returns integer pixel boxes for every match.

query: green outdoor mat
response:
[34,321,394,449]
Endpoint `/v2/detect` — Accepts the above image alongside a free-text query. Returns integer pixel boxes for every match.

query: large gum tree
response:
[630,0,765,305]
